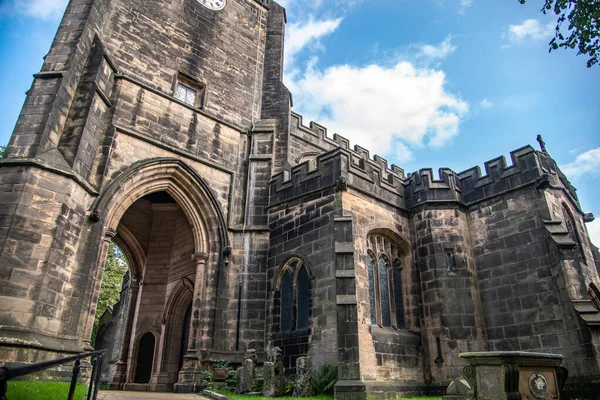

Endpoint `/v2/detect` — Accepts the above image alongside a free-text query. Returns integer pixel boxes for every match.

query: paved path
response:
[97,391,209,400]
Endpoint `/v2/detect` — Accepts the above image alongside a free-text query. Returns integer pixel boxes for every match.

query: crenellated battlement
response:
[454,145,539,204]
[270,148,344,206]
[290,112,406,181]
[285,113,580,209]
[404,167,462,206]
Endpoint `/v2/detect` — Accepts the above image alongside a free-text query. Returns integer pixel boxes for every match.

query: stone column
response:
[174,253,207,393]
[82,229,116,350]
[109,277,139,389]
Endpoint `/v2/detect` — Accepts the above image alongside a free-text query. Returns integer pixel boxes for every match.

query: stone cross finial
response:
[536,134,547,154]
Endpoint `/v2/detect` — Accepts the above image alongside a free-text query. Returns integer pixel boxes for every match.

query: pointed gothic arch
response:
[274,256,313,332]
[76,158,230,389]
[366,229,410,330]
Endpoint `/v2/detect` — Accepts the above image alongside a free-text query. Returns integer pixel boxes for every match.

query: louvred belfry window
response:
[367,233,405,329]
[277,258,311,332]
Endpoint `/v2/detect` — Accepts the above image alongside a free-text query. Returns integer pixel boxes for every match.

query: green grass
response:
[212,390,441,400]
[6,380,88,400]
[213,390,334,400]
[398,398,442,400]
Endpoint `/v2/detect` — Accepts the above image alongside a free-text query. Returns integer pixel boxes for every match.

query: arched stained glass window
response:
[392,259,405,328]
[280,271,293,332]
[378,256,392,327]
[297,267,310,329]
[277,258,311,332]
[367,251,377,325]
[367,233,407,329]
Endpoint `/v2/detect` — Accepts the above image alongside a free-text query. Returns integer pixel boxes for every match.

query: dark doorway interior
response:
[134,332,155,383]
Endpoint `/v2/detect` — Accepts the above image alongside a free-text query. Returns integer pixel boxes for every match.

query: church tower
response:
[0,0,290,391]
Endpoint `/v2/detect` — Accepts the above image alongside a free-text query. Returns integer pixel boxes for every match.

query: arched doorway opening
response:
[134,332,156,383]
[81,159,229,392]
[92,242,130,384]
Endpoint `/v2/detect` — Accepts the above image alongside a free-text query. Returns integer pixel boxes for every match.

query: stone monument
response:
[293,356,313,397]
[459,351,568,400]
[237,349,258,394]
[263,347,285,397]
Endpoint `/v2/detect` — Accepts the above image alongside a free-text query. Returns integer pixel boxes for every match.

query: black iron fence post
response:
[0,375,7,400]
[68,359,81,400]
[92,354,103,400]
[0,350,104,400]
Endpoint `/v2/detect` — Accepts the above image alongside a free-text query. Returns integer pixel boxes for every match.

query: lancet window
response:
[277,258,311,332]
[367,233,405,329]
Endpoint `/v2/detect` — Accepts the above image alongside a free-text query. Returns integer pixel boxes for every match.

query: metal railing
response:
[0,349,105,400]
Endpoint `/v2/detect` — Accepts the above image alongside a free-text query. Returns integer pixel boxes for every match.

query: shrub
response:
[200,370,214,390]
[214,360,231,369]
[226,369,238,391]
[310,364,337,395]
[284,374,296,395]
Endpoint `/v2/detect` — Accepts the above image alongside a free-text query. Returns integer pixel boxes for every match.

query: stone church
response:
[0,0,599,397]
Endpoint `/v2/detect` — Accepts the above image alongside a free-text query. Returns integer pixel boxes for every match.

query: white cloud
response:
[506,19,554,44]
[480,98,493,109]
[587,219,600,248]
[560,148,600,180]
[459,0,473,14]
[395,142,414,163]
[287,61,469,156]
[416,35,457,62]
[277,0,292,8]
[12,0,67,20]
[285,18,343,68]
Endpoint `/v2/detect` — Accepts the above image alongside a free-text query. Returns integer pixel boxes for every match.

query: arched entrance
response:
[134,332,156,384]
[80,159,229,392]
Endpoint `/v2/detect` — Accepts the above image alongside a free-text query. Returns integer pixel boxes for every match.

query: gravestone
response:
[237,349,258,394]
[442,377,470,400]
[263,347,285,397]
[459,351,568,400]
[293,356,312,397]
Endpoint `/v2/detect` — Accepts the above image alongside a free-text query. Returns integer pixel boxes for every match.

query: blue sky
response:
[0,0,599,245]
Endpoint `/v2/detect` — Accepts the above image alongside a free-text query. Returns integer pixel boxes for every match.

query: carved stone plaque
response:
[529,373,548,399]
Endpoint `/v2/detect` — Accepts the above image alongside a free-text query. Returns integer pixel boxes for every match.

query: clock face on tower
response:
[197,0,226,10]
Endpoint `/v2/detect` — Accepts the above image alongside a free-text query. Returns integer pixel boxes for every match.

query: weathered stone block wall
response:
[412,205,485,384]
[266,189,338,370]
[104,0,267,127]
[167,211,196,284]
[5,0,111,158]
[468,185,599,377]
[341,191,422,388]
[0,166,95,359]
[544,188,598,290]
[268,152,342,370]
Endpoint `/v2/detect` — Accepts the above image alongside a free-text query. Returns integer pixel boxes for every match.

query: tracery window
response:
[562,203,587,264]
[367,233,405,329]
[277,258,311,332]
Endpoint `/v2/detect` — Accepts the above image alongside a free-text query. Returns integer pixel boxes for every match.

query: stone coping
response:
[460,351,564,366]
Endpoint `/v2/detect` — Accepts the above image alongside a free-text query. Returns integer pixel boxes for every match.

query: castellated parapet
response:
[278,118,581,213]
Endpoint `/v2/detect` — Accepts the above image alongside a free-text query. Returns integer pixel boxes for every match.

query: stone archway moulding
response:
[81,158,230,358]
[112,225,146,280]
[90,157,230,254]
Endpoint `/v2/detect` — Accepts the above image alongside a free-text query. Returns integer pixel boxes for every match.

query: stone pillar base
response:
[334,379,366,400]
[109,361,127,390]
[174,352,202,393]
[174,381,198,393]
